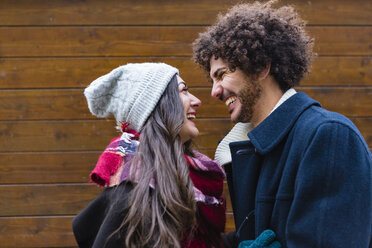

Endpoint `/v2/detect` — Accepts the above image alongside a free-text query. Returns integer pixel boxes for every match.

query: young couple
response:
[73,1,372,247]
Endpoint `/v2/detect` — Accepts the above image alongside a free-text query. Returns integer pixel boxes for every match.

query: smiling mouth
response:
[225,96,237,106]
[187,113,196,120]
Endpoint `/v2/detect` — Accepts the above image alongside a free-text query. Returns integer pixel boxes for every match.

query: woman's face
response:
[177,75,202,143]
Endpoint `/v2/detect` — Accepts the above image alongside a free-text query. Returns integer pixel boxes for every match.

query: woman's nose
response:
[190,93,201,108]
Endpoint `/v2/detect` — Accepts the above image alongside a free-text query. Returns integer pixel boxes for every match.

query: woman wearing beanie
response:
[72,63,226,248]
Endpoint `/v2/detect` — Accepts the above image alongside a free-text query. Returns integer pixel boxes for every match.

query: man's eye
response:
[217,72,226,80]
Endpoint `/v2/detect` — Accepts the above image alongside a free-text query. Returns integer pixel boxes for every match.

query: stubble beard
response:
[236,79,262,123]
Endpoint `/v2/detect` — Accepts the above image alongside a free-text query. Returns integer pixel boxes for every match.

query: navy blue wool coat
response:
[225,92,372,248]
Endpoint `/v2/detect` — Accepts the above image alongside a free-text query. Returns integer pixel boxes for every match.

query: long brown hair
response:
[108,75,196,247]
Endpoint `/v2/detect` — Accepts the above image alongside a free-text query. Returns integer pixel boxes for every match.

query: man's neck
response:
[251,77,284,128]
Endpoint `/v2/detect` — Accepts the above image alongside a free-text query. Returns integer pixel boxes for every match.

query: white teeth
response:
[187,114,196,120]
[225,96,237,106]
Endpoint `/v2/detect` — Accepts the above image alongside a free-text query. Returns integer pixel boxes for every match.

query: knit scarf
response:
[90,131,226,247]
[183,151,226,248]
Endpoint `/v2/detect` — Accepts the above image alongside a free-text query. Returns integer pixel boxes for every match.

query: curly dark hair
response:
[193,0,314,91]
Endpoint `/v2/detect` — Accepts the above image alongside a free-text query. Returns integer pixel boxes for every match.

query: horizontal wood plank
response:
[1,88,371,121]
[0,182,231,216]
[0,0,371,26]
[303,56,372,87]
[0,27,371,57]
[283,0,372,26]
[1,56,371,89]
[0,149,218,184]
[0,89,227,120]
[0,214,235,247]
[349,117,372,145]
[0,152,99,184]
[0,26,199,57]
[300,87,372,117]
[0,119,233,152]
[0,120,118,152]
[0,183,233,229]
[308,27,372,56]
[0,89,91,120]
[0,116,370,154]
[0,57,203,89]
[0,88,228,120]
[0,184,102,216]
[0,216,77,247]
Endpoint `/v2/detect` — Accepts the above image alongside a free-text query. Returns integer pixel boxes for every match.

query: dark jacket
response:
[73,182,133,248]
[73,151,226,248]
[225,92,372,247]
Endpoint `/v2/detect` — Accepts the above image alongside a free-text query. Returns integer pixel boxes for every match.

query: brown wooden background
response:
[0,0,371,247]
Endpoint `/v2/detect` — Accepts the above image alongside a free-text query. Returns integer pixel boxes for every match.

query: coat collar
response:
[248,92,320,154]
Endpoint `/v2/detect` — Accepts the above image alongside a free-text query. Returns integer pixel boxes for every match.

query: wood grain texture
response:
[0,27,371,57]
[0,116,370,154]
[1,116,369,183]
[224,181,232,212]
[0,120,118,152]
[0,88,371,121]
[0,89,227,120]
[0,149,220,184]
[350,117,372,145]
[0,0,371,26]
[0,152,100,184]
[0,57,203,89]
[303,56,372,86]
[0,182,232,216]
[1,56,371,89]
[0,26,200,57]
[226,213,235,233]
[0,216,77,247]
[0,119,233,152]
[308,27,372,56]
[0,1,370,246]
[0,89,90,120]
[300,87,372,117]
[0,183,230,216]
[0,214,234,247]
[0,184,102,216]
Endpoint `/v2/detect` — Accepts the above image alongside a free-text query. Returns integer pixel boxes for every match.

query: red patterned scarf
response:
[90,132,226,247]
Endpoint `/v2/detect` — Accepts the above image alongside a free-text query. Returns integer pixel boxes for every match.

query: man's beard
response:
[236,80,262,123]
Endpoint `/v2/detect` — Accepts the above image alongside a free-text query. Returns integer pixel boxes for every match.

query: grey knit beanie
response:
[84,63,179,132]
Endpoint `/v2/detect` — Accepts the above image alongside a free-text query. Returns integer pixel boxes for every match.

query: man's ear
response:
[258,63,271,81]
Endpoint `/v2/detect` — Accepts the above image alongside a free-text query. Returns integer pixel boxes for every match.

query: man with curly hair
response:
[193,1,372,247]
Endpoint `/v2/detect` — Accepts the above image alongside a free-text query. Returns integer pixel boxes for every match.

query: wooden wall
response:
[0,0,371,247]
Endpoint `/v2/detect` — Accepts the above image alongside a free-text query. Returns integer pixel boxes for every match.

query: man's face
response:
[209,56,262,123]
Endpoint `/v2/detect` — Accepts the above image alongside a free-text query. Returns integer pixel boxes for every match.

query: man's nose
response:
[211,82,222,99]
